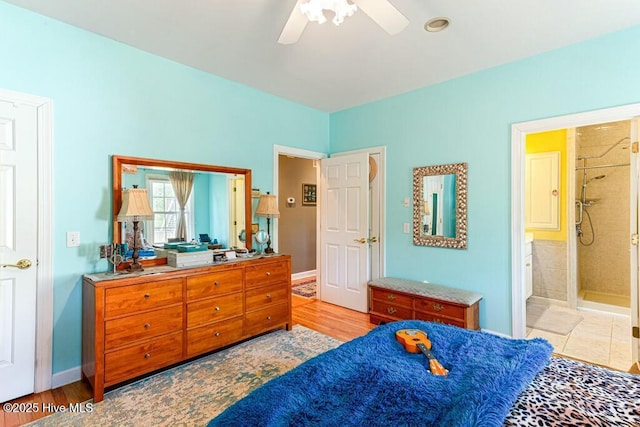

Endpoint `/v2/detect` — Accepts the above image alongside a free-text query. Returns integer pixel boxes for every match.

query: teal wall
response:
[331,24,640,333]
[0,1,328,374]
[2,0,640,377]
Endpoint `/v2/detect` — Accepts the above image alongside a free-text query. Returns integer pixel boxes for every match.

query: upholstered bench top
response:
[369,277,482,306]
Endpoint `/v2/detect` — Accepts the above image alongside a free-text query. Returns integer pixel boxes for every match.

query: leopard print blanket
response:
[505,357,640,426]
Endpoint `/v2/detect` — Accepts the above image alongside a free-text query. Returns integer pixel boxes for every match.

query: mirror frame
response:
[412,162,467,249]
[112,155,253,259]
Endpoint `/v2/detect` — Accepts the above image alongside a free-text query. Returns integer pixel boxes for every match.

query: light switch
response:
[403,223,410,233]
[403,197,410,207]
[66,231,80,247]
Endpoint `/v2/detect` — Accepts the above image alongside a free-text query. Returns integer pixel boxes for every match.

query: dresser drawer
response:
[104,331,183,384]
[105,304,183,350]
[105,279,183,318]
[370,287,412,308]
[186,317,244,357]
[414,311,465,328]
[244,303,289,336]
[187,292,243,328]
[245,260,289,289]
[371,299,412,319]
[245,282,288,311]
[187,268,243,301]
[414,297,465,320]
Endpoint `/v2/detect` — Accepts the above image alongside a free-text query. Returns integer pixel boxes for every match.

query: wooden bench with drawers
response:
[82,254,291,402]
[368,277,482,330]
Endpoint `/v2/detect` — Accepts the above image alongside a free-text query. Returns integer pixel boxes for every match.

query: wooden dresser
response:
[82,254,291,402]
[368,277,482,330]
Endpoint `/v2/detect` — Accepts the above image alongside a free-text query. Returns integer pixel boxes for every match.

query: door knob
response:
[1,259,32,270]
[353,238,367,244]
[368,237,378,243]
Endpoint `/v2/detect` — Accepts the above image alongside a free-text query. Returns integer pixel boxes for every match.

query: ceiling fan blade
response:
[355,0,409,35]
[278,0,309,45]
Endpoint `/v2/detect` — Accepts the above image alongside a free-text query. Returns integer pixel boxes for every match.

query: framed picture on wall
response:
[302,183,317,205]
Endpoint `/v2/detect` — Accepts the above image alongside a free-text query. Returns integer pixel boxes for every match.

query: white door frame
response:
[273,145,327,290]
[511,103,640,340]
[0,88,53,393]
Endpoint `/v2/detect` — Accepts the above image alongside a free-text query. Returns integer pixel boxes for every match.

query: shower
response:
[575,136,629,246]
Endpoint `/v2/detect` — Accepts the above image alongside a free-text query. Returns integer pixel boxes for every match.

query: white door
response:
[0,99,39,401]
[228,176,246,247]
[319,152,369,312]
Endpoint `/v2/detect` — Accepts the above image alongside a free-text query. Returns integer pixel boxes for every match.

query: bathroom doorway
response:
[511,103,640,372]
[573,121,632,314]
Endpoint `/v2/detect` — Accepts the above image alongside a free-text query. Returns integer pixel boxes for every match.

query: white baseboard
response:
[291,270,316,281]
[51,365,81,389]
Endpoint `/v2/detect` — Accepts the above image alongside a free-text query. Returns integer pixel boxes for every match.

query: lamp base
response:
[127,261,144,272]
[264,247,274,254]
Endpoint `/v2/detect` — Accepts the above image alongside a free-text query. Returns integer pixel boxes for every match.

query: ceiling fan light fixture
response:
[300,0,358,26]
[424,17,450,32]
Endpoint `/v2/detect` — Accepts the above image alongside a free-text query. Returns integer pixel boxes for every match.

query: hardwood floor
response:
[1,294,374,427]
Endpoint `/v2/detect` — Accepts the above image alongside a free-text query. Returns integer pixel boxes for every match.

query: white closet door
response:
[525,151,560,230]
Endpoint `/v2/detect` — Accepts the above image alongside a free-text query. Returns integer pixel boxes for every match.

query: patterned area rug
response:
[291,279,316,298]
[27,326,341,427]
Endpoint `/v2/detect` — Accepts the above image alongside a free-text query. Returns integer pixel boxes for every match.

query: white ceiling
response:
[5,0,640,112]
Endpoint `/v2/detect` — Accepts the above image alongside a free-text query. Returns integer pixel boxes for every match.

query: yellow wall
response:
[525,129,567,241]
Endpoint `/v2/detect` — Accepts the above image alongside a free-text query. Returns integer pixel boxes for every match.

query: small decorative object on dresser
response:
[368,277,482,330]
[82,254,292,402]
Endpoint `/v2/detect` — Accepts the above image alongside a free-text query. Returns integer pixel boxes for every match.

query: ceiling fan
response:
[278,0,409,45]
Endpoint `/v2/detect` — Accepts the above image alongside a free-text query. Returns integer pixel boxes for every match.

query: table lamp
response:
[255,192,280,254]
[117,185,154,271]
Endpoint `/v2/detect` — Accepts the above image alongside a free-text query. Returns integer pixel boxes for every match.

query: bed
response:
[208,320,640,426]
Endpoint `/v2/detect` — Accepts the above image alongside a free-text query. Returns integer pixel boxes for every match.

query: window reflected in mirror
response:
[413,163,467,249]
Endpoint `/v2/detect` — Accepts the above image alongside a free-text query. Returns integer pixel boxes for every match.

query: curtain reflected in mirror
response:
[413,163,467,249]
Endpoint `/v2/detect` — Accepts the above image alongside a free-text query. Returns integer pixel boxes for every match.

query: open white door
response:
[319,152,369,312]
[0,99,39,401]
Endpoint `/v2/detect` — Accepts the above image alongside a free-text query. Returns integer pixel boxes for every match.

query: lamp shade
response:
[255,193,280,218]
[117,188,154,221]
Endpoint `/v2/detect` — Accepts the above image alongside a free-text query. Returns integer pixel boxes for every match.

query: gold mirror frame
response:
[412,162,467,249]
[112,155,253,266]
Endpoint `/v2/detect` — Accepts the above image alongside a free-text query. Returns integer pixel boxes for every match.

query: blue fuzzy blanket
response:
[208,320,552,427]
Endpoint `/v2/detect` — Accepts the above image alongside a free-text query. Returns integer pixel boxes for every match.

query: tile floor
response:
[526,304,633,371]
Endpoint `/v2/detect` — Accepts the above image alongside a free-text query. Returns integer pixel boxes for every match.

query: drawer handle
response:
[266,272,271,276]
[387,294,396,301]
[214,332,220,337]
[144,323,151,329]
[266,315,271,320]
[215,306,220,311]
[266,294,271,299]
[144,353,151,359]
[433,318,443,324]
[214,281,220,286]
[144,293,150,299]
[432,303,444,312]
[387,307,397,315]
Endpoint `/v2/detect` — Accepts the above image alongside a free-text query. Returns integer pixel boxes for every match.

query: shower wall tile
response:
[576,120,630,297]
[532,240,567,301]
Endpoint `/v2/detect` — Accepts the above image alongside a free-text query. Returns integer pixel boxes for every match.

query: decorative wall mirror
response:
[412,162,467,249]
[112,155,253,265]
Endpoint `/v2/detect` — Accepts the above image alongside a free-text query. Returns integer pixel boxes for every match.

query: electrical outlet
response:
[67,231,80,247]
[403,223,410,233]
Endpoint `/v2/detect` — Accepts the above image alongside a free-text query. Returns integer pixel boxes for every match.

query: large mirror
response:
[413,162,467,249]
[113,155,253,263]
